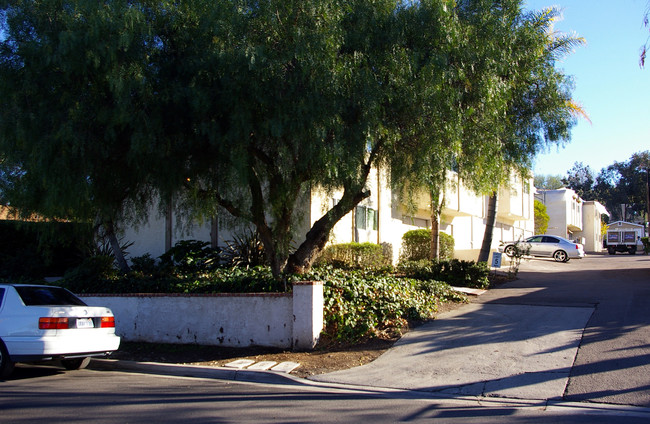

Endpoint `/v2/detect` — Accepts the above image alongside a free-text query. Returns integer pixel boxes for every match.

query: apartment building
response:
[123,169,536,263]
[535,188,608,253]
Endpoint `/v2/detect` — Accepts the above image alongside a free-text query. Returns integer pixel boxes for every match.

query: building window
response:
[356,206,378,231]
[402,215,430,228]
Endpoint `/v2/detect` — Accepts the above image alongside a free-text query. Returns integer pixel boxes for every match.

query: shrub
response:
[293,267,448,341]
[439,232,455,260]
[400,229,431,261]
[503,239,531,277]
[129,254,158,274]
[397,258,490,289]
[399,229,454,262]
[159,240,220,271]
[317,242,392,270]
[221,229,268,268]
[58,265,282,295]
[61,255,117,292]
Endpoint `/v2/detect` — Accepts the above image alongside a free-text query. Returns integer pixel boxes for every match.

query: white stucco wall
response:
[121,169,536,266]
[82,282,324,350]
[538,188,589,241]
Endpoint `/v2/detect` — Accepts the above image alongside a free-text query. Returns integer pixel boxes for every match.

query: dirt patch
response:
[111,301,469,378]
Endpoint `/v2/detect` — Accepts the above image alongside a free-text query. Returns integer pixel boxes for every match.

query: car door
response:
[540,236,561,257]
[525,236,545,256]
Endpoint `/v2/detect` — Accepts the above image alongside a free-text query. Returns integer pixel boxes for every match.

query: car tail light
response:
[39,317,69,329]
[100,316,115,328]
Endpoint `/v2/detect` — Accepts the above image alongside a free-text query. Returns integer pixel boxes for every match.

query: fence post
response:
[292,281,324,350]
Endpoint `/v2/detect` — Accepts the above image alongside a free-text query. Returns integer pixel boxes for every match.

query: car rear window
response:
[14,286,87,306]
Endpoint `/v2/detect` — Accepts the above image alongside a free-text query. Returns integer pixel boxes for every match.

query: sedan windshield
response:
[14,286,87,306]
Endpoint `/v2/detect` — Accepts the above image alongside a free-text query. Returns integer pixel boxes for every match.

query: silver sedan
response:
[498,235,585,262]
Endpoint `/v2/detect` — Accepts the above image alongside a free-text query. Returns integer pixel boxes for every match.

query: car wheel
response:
[0,339,15,379]
[61,357,91,370]
[553,250,568,262]
[629,247,637,255]
[504,245,516,257]
[607,247,616,255]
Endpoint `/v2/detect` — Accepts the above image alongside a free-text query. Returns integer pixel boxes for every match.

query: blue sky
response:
[525,0,650,177]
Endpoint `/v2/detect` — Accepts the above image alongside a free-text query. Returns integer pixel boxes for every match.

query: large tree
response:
[563,162,597,200]
[534,174,564,190]
[595,151,650,223]
[0,0,587,279]
[0,0,165,271]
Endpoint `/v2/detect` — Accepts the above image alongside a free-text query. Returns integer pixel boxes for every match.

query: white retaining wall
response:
[81,281,324,350]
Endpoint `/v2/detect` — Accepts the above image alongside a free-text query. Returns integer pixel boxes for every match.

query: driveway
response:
[313,254,650,407]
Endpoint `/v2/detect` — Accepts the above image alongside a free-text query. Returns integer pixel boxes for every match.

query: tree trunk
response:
[429,189,444,260]
[478,192,498,263]
[285,187,371,274]
[104,219,130,273]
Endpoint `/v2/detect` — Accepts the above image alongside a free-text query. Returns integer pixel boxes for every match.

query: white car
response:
[0,284,120,378]
[498,235,585,262]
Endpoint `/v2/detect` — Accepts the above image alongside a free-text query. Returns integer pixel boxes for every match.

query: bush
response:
[60,255,118,292]
[439,232,454,260]
[58,265,282,295]
[397,258,490,289]
[159,240,220,271]
[399,229,454,262]
[400,229,431,261]
[129,254,158,274]
[221,229,268,268]
[317,242,392,270]
[293,267,454,341]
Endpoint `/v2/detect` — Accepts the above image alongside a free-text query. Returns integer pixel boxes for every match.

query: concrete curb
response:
[89,358,308,386]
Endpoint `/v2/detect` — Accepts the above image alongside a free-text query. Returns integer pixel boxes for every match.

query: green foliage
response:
[534,174,564,190]
[0,0,581,280]
[61,255,118,289]
[400,229,454,262]
[317,242,392,270]
[400,230,431,262]
[397,259,490,289]
[59,265,282,295]
[293,267,466,341]
[57,257,471,342]
[503,240,531,277]
[159,240,220,271]
[129,254,158,274]
[534,200,549,234]
[560,152,650,223]
[439,233,455,260]
[221,230,268,268]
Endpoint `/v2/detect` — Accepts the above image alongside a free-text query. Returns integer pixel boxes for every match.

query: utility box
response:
[605,221,645,255]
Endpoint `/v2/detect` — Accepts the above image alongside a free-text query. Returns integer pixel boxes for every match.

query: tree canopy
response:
[1,0,584,278]
[561,152,650,223]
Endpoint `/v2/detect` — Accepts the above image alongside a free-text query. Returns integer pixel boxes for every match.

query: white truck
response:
[605,221,645,255]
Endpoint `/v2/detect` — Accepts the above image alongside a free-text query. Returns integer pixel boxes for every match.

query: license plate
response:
[76,318,94,329]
